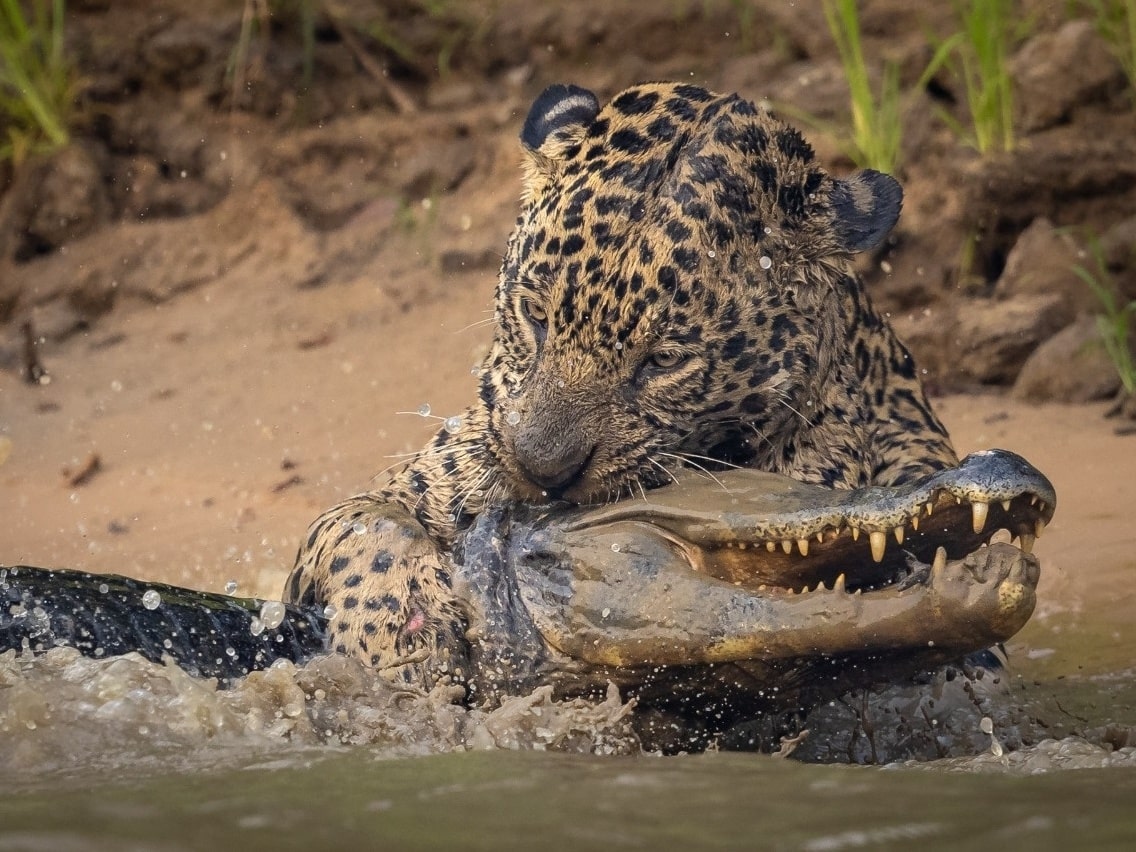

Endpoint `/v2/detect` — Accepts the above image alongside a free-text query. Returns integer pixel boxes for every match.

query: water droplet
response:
[505,410,521,427]
[611,543,621,552]
[98,583,109,594]
[707,250,716,258]
[110,380,123,392]
[352,521,367,535]
[323,603,338,619]
[764,226,772,234]
[249,617,265,636]
[259,600,286,630]
[444,415,462,434]
[979,716,994,735]
[141,590,161,610]
[225,580,238,594]
[614,341,623,350]
[759,255,773,270]
[163,638,172,649]
[601,607,611,618]
[417,403,431,417]
[225,646,237,658]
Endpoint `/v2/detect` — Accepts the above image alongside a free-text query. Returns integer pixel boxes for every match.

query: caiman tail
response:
[0,566,327,679]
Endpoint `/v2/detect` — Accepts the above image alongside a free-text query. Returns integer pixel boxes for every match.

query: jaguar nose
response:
[520,449,595,497]
[514,442,595,497]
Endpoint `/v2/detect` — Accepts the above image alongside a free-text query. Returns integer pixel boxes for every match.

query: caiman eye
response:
[649,349,687,370]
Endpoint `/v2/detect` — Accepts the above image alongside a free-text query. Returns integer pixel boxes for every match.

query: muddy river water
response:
[3,747,1136,850]
[3,396,1135,848]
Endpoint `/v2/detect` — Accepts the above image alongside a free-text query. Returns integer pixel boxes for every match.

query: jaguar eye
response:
[649,350,687,370]
[522,299,548,327]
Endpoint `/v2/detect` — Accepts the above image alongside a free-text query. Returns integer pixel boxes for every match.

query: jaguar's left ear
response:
[829,169,903,253]
[519,83,600,201]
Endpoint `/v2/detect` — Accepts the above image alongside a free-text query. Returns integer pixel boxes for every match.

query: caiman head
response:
[451,448,1055,750]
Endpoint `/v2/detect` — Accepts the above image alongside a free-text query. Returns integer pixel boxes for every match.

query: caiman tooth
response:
[925,502,934,517]
[766,541,777,553]
[1030,494,1039,506]
[869,530,887,563]
[910,514,920,531]
[1039,501,1047,513]
[1001,499,1011,512]
[797,539,810,557]
[1035,519,1046,538]
[781,539,793,555]
[833,573,846,594]
[931,546,947,580]
[816,531,825,544]
[972,501,989,534]
[851,526,861,542]
[893,525,905,545]
[1019,532,1036,554]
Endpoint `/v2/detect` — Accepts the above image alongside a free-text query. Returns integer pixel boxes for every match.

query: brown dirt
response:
[1,1,1134,680]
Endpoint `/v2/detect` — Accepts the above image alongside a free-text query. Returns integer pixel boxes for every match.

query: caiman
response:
[2,449,1054,753]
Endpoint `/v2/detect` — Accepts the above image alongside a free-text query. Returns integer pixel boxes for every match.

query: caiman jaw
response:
[457,448,1055,685]
[562,448,1057,599]
[725,487,1047,560]
[694,485,1051,597]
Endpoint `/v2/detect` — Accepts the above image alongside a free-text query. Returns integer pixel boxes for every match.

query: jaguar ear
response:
[829,169,903,253]
[520,84,600,201]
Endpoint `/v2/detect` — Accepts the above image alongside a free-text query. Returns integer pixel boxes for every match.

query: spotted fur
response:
[285,82,956,687]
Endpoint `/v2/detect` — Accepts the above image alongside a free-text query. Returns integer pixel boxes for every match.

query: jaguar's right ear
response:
[520,84,600,201]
